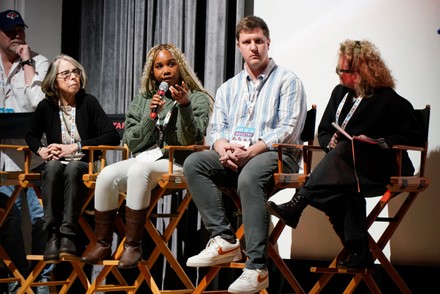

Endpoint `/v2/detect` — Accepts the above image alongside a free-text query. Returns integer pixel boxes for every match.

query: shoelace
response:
[239,269,255,281]
[287,194,305,208]
[240,269,266,281]
[203,237,220,252]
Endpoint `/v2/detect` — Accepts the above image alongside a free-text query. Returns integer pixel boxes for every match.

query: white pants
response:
[94,158,182,211]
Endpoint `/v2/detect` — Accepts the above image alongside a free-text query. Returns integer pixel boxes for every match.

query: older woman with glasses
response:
[25,54,120,262]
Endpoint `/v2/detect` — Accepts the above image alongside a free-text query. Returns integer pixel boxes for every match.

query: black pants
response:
[299,140,397,244]
[41,160,88,236]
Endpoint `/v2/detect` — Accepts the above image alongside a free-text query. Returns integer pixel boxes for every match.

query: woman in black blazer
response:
[26,54,120,262]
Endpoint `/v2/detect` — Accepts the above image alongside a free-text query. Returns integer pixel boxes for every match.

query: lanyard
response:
[59,106,76,145]
[155,101,177,147]
[335,93,363,130]
[244,77,262,127]
[242,62,276,128]
[335,93,363,193]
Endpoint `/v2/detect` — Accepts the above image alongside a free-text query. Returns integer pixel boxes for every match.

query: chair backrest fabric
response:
[300,104,317,144]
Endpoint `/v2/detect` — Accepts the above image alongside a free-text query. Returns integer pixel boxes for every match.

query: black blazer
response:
[26,90,120,161]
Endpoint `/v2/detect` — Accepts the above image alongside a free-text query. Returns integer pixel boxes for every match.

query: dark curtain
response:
[62,0,254,115]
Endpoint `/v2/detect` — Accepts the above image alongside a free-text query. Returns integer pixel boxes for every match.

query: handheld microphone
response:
[150,81,169,119]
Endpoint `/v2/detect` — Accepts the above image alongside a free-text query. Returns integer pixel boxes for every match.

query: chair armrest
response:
[274,143,324,175]
[82,144,130,181]
[273,143,324,152]
[302,145,325,151]
[0,144,29,150]
[390,143,428,178]
[163,145,210,174]
[82,145,128,151]
[0,144,33,174]
[273,143,301,149]
[391,145,424,152]
[163,144,210,151]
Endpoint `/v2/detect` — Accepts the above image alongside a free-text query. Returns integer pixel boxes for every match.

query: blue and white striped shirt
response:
[209,59,307,155]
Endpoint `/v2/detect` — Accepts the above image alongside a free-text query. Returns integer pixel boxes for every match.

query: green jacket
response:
[122,90,211,165]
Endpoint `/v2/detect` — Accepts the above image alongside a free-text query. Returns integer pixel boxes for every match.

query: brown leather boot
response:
[43,228,60,263]
[81,209,116,264]
[117,207,147,269]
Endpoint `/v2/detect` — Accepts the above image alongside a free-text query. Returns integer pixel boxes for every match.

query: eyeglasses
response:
[335,67,353,75]
[57,68,81,80]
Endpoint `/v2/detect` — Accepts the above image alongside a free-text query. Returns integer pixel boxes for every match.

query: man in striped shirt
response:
[183,15,307,293]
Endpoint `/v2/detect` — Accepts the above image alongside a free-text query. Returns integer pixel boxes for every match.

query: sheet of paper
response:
[331,122,352,140]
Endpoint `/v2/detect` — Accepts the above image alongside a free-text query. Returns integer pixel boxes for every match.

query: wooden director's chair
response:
[86,144,208,294]
[17,144,129,294]
[0,144,34,293]
[192,104,317,294]
[308,104,431,294]
[18,114,129,294]
[272,105,430,293]
[0,112,43,293]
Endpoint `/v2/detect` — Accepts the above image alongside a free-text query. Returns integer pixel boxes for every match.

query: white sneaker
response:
[186,235,242,267]
[228,268,269,294]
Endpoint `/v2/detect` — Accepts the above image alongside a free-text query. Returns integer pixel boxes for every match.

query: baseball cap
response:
[0,10,28,31]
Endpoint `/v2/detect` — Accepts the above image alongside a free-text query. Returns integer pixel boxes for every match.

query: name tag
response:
[230,126,255,148]
[135,144,163,163]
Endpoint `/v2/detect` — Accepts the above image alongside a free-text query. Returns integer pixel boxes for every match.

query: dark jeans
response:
[41,160,88,236]
[183,150,298,269]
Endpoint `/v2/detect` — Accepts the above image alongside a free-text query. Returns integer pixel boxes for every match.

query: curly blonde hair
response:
[339,39,395,97]
[139,44,213,105]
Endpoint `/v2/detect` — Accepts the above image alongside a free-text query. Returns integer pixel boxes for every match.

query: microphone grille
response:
[159,81,169,92]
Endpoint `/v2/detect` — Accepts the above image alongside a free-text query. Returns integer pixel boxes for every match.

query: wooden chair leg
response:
[0,246,29,294]
[309,249,348,294]
[0,185,32,293]
[268,220,305,293]
[311,192,420,293]
[131,190,195,292]
[193,219,303,294]
[20,256,90,294]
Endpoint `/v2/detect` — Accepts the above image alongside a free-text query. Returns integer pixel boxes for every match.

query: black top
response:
[317,84,425,179]
[26,90,120,161]
[318,85,424,149]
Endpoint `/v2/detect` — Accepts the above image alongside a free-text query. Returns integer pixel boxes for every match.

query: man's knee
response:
[183,151,209,174]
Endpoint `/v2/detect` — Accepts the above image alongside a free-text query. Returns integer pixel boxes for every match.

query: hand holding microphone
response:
[150,81,169,119]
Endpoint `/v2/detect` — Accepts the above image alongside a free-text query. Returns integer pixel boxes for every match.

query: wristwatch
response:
[21,59,35,67]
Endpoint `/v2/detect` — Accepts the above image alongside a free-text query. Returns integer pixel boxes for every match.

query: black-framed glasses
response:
[335,67,353,75]
[57,68,81,80]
